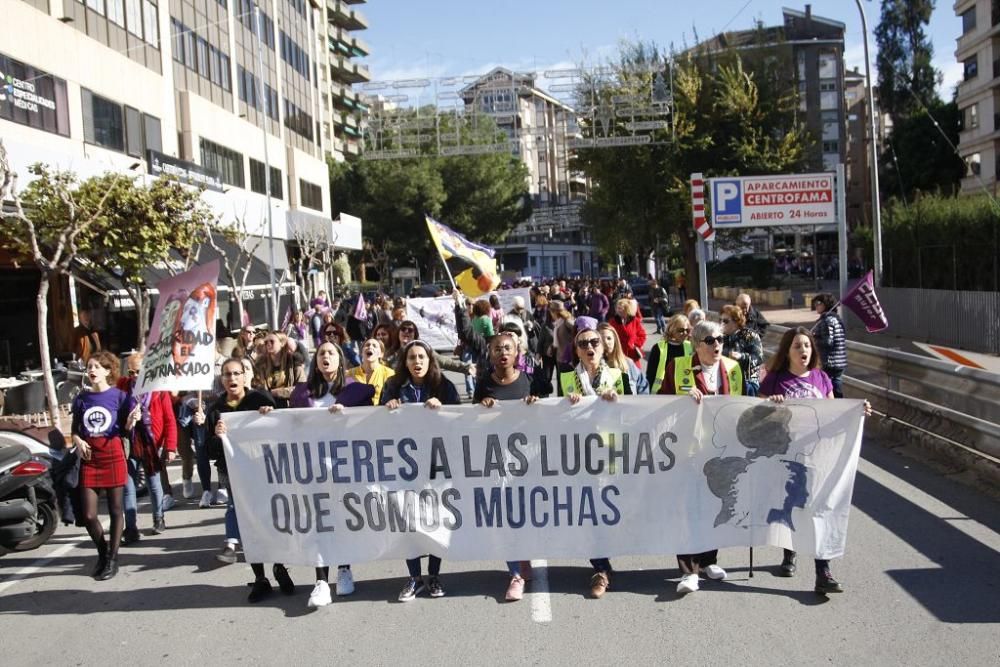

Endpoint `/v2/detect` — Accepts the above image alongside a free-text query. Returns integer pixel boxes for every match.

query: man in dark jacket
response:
[812,293,848,398]
[736,293,769,337]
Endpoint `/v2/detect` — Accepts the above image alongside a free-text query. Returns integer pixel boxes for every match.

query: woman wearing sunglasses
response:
[720,304,764,396]
[658,320,743,595]
[560,327,634,598]
[646,314,693,394]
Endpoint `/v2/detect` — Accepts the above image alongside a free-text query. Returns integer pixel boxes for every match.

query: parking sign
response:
[709,173,835,227]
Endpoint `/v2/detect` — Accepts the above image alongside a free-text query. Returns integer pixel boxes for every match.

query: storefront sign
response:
[0,52,69,137]
[147,150,224,192]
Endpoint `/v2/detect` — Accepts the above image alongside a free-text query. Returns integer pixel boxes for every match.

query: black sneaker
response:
[398,577,424,602]
[152,517,166,534]
[273,564,295,595]
[427,576,445,598]
[779,549,797,577]
[91,549,108,578]
[248,578,273,603]
[815,568,844,594]
[121,528,141,546]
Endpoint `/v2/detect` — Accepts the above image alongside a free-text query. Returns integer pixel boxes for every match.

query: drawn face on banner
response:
[172,282,216,367]
[142,291,184,374]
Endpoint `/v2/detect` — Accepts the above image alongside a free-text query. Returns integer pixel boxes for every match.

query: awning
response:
[286,209,363,251]
[72,235,295,311]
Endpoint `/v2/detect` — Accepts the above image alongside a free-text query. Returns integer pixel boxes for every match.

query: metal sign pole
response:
[837,163,848,315]
[697,236,709,310]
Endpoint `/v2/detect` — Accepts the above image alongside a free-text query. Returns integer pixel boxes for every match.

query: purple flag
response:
[353,292,367,321]
[841,270,888,332]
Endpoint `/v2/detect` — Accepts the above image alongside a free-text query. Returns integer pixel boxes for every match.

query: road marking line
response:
[0,466,190,594]
[529,559,552,623]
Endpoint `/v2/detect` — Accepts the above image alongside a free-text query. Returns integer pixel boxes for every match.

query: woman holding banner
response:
[380,340,461,602]
[561,327,633,598]
[199,358,281,602]
[283,341,376,608]
[759,326,871,595]
[475,330,539,602]
[658,320,742,595]
[646,314,693,394]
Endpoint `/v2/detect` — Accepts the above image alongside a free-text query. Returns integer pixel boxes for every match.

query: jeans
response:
[461,349,476,396]
[825,368,845,398]
[224,484,240,543]
[653,306,666,333]
[124,457,163,531]
[744,380,760,397]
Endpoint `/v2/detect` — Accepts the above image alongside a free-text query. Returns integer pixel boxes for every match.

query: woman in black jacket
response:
[380,340,460,601]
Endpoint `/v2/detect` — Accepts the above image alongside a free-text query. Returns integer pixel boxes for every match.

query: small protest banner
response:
[135,260,220,394]
[841,270,888,332]
[222,396,865,567]
[406,287,532,351]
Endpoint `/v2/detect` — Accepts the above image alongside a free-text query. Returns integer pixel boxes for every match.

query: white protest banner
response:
[135,260,220,395]
[406,287,532,350]
[223,396,865,567]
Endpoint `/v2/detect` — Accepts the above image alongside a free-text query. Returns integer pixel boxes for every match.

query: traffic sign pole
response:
[837,163,848,313]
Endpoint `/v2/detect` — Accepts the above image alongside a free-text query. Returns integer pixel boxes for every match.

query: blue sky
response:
[361,1,963,98]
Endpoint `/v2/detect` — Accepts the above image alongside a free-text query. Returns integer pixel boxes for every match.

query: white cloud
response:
[935,59,964,100]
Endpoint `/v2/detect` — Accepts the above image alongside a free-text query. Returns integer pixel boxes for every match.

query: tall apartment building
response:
[955,0,1000,193]
[460,68,595,278]
[844,67,872,229]
[319,0,369,160]
[1,0,362,362]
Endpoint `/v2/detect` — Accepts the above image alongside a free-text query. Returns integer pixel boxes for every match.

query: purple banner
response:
[842,270,888,333]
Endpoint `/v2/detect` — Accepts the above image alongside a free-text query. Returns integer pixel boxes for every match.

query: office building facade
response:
[955,0,1000,193]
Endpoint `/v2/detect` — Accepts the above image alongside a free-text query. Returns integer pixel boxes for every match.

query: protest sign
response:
[223,396,865,567]
[135,260,219,394]
[406,287,532,350]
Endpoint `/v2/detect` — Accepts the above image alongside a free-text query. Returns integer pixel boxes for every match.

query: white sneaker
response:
[307,580,332,608]
[676,574,700,595]
[702,564,727,580]
[182,478,195,499]
[336,566,355,596]
[161,495,176,511]
[214,488,229,506]
[199,490,213,508]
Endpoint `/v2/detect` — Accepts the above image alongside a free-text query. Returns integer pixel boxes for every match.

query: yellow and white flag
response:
[425,216,500,297]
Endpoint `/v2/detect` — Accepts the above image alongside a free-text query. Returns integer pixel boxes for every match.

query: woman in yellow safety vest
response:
[560,327,633,599]
[646,314,694,394]
[658,320,743,596]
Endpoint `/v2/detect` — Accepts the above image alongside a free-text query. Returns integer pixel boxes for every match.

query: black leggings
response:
[315,565,350,581]
[406,556,441,578]
[81,486,124,558]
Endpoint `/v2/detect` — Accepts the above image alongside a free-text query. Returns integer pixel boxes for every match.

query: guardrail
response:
[763,326,1000,463]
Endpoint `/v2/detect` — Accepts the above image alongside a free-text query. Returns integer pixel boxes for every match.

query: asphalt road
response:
[1,323,998,665]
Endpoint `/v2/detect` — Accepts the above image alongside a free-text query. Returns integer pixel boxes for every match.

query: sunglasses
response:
[576,338,602,349]
[399,326,416,333]
[701,336,725,346]
[222,371,244,377]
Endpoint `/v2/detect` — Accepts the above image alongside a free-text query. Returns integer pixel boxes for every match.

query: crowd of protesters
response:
[65,276,868,608]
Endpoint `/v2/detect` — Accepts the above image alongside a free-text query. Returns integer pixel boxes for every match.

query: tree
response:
[330,110,530,280]
[880,100,964,202]
[204,213,262,329]
[573,42,809,298]
[0,141,117,424]
[290,218,332,305]
[875,0,939,123]
[80,175,217,349]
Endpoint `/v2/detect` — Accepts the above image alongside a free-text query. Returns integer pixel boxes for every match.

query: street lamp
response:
[854,0,883,285]
[253,1,279,329]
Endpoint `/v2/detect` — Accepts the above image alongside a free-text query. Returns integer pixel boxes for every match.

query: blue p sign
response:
[712,180,742,224]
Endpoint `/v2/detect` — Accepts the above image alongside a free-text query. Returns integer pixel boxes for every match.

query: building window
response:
[822,140,839,154]
[142,1,159,46]
[107,0,126,26]
[124,106,143,157]
[220,54,231,91]
[82,89,124,151]
[125,0,142,38]
[964,103,979,130]
[964,55,979,81]
[171,18,184,62]
[86,0,105,15]
[962,7,977,34]
[144,114,162,153]
[197,38,210,79]
[0,54,71,138]
[967,152,981,176]
[299,179,323,211]
[200,138,244,188]
[249,159,283,198]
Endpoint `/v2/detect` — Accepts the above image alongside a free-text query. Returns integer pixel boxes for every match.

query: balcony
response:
[328,0,368,31]
[330,56,370,84]
[328,26,370,57]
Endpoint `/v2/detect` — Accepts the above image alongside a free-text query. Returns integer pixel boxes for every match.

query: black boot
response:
[97,556,119,581]
[152,516,166,534]
[91,539,108,578]
[779,549,797,577]
[815,566,844,594]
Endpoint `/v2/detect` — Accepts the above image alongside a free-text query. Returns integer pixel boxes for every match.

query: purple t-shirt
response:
[759,368,832,400]
[72,387,131,438]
